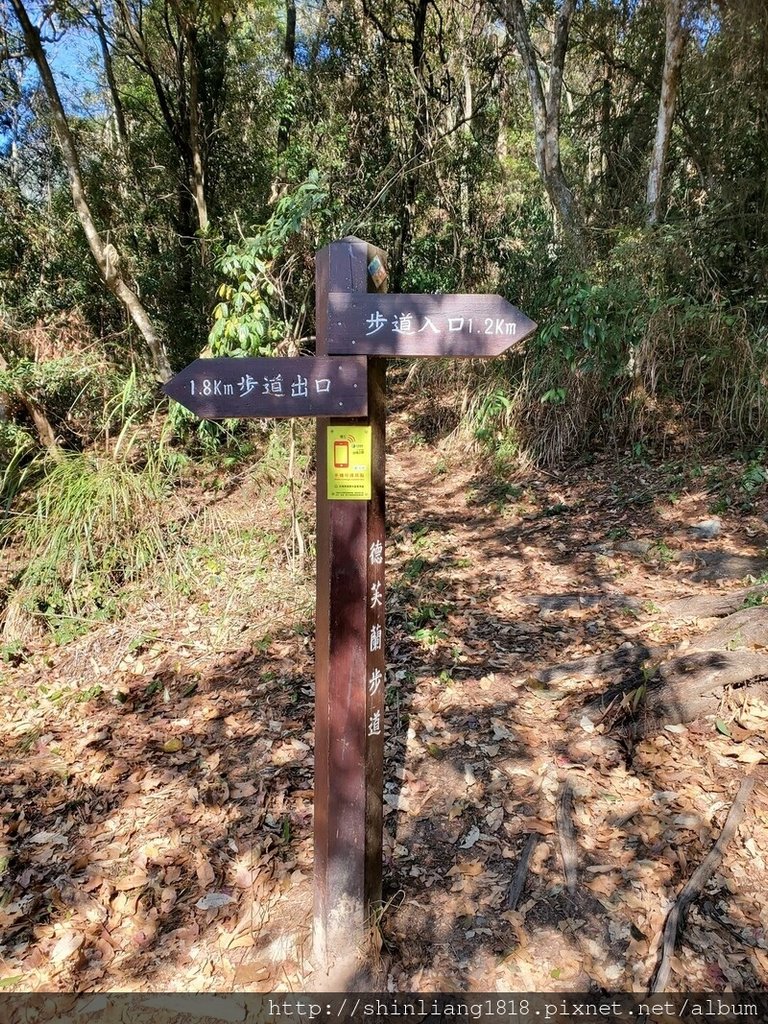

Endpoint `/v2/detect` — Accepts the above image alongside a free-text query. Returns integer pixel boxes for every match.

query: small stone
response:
[691,517,721,540]
[195,892,235,911]
[617,539,653,556]
[459,825,481,849]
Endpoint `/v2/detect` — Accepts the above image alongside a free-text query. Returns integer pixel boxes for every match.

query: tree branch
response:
[9,0,171,380]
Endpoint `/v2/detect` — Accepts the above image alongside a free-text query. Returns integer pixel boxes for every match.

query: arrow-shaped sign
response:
[163,356,368,419]
[327,293,537,357]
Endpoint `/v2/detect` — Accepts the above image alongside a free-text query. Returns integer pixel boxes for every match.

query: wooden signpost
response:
[327,292,537,357]
[163,237,536,978]
[163,355,368,418]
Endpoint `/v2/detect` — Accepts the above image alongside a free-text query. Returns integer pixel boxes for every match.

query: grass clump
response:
[0,422,42,514]
[2,441,174,640]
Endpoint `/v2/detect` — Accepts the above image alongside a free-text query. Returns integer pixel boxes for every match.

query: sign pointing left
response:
[163,356,368,419]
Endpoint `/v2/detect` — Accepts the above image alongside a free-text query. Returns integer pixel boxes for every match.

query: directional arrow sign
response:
[327,292,537,357]
[163,356,368,419]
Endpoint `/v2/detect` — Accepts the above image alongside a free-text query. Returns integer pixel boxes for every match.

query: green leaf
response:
[715,718,731,737]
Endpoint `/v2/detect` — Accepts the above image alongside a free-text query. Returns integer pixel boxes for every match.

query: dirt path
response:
[381,418,768,990]
[1,425,767,993]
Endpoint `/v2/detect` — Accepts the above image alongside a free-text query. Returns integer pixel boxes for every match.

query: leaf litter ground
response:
[1,421,767,994]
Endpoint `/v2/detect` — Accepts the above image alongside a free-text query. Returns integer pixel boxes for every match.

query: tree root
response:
[647,773,757,994]
[660,587,768,621]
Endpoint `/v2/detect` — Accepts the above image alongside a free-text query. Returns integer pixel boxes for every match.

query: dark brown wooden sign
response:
[327,292,537,357]
[313,238,387,974]
[163,356,368,418]
[162,239,538,977]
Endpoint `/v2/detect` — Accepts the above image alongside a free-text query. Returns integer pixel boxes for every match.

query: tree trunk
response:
[0,349,60,453]
[498,0,584,253]
[600,42,614,208]
[92,4,131,158]
[10,0,172,381]
[186,25,209,236]
[277,0,297,155]
[392,0,430,290]
[115,0,208,243]
[458,21,474,280]
[646,0,688,225]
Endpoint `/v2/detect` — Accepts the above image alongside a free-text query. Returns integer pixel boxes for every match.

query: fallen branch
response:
[506,832,539,910]
[556,778,578,896]
[647,773,756,994]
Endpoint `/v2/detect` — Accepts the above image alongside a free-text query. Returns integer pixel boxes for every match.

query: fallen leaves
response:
[49,931,84,965]
[196,857,216,889]
[195,893,236,911]
[113,871,150,892]
[28,830,68,845]
[458,825,481,849]
[719,743,766,765]
[2,442,768,996]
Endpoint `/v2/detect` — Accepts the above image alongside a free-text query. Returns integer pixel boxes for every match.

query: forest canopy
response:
[0,0,767,465]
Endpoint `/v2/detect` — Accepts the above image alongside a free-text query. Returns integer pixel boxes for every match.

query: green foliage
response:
[209,249,277,357]
[534,269,644,382]
[4,440,176,633]
[470,389,513,438]
[208,172,328,358]
[166,404,248,459]
[741,590,767,610]
[1,0,767,474]
[504,225,768,462]
[403,235,460,293]
[0,422,39,513]
[169,173,329,455]
[738,459,767,495]
[408,601,449,648]
[0,354,163,529]
[0,354,156,449]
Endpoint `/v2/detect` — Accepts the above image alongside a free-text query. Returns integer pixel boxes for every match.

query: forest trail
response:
[1,424,767,993]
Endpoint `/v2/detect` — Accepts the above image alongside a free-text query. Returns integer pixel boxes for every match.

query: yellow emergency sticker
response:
[327,426,372,500]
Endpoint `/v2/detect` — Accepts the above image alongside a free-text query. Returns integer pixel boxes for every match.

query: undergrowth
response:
[0,411,316,644]
[402,242,768,470]
[1,431,177,640]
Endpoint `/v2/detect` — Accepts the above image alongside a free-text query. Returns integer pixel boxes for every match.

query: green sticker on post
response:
[327,426,372,500]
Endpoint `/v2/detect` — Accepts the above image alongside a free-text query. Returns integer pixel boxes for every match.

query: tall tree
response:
[362,0,433,287]
[91,1,131,158]
[646,0,688,225]
[112,0,231,240]
[496,0,584,251]
[8,0,172,380]
[277,0,296,156]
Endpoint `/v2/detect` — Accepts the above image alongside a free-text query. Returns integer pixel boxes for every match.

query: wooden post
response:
[161,235,536,981]
[314,238,387,974]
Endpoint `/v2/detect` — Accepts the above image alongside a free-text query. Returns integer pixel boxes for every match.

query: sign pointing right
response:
[327,291,537,357]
